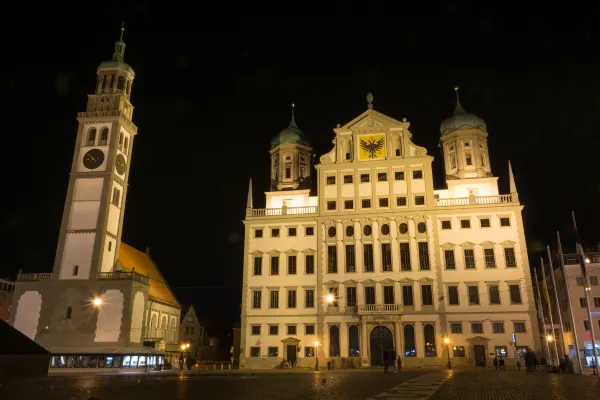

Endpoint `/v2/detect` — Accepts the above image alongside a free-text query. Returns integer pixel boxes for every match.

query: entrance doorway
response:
[286,345,297,364]
[369,326,393,366]
[474,345,486,367]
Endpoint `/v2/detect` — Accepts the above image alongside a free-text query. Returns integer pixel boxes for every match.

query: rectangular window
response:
[413,170,423,179]
[584,320,591,331]
[579,298,587,308]
[305,325,315,335]
[378,172,387,181]
[327,245,337,273]
[360,174,370,183]
[326,176,336,185]
[287,290,297,308]
[361,198,371,208]
[591,276,599,285]
[383,286,395,304]
[489,285,501,305]
[305,255,315,274]
[480,218,491,228]
[287,325,297,335]
[346,287,357,308]
[500,217,511,227]
[418,242,430,270]
[328,287,338,307]
[379,198,389,207]
[270,290,279,309]
[464,249,476,269]
[395,171,405,180]
[271,256,279,275]
[415,195,425,205]
[444,250,456,270]
[484,248,496,268]
[288,227,297,237]
[495,346,508,357]
[271,228,280,237]
[471,323,483,334]
[451,323,462,334]
[252,291,261,309]
[468,286,480,305]
[402,286,414,306]
[327,201,336,211]
[514,322,526,333]
[254,229,263,238]
[305,226,314,236]
[344,200,354,210]
[250,347,260,357]
[594,297,600,308]
[253,257,262,275]
[343,175,353,184]
[305,347,315,357]
[381,243,392,271]
[269,325,278,335]
[396,196,407,206]
[576,277,584,286]
[268,347,278,357]
[365,287,376,305]
[504,248,517,268]
[448,286,459,305]
[400,243,411,271]
[288,255,297,274]
[251,325,260,335]
[441,220,451,230]
[421,285,433,306]
[460,219,471,229]
[305,289,314,308]
[509,284,522,304]
[364,244,374,272]
[345,245,356,273]
[453,346,465,357]
[492,322,505,334]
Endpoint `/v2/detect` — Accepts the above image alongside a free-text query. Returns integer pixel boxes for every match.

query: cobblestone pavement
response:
[429,369,600,400]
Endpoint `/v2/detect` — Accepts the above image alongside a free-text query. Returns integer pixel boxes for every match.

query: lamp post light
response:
[314,340,320,371]
[443,337,451,369]
[93,297,103,307]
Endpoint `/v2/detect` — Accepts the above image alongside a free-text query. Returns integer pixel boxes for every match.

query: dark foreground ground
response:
[0,368,598,400]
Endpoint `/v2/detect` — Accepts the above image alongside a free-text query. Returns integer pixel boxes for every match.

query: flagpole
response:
[533,270,552,364]
[541,257,560,365]
[546,246,567,360]
[557,231,583,374]
[572,211,599,377]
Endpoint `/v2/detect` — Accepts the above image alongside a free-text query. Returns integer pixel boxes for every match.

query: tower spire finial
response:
[112,22,127,62]
[246,178,253,209]
[367,92,374,109]
[508,160,517,194]
[454,86,466,114]
[120,21,125,41]
[288,102,298,128]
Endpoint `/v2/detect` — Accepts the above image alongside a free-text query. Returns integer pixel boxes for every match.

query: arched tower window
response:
[66,307,72,319]
[392,134,402,157]
[161,316,167,328]
[112,188,121,207]
[86,128,97,146]
[465,153,472,166]
[117,76,125,91]
[99,128,109,146]
[126,80,132,96]
[124,137,129,154]
[119,133,124,150]
[73,265,79,276]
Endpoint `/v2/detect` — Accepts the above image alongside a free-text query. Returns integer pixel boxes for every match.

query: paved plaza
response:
[0,368,598,399]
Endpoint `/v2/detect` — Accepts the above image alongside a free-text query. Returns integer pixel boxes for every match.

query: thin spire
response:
[246,178,253,209]
[367,92,374,109]
[508,160,517,194]
[454,86,466,114]
[112,22,127,62]
[287,102,299,129]
[120,21,125,41]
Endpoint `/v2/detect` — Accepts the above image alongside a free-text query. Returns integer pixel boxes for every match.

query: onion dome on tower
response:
[440,87,486,136]
[270,103,310,148]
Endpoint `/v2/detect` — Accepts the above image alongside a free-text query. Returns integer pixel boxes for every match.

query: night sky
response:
[2,4,600,339]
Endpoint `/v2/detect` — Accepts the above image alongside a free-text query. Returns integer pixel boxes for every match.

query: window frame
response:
[394,171,405,180]
[326,176,336,185]
[377,172,387,182]
[500,217,511,227]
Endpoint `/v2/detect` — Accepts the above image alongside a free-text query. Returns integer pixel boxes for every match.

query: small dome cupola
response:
[270,103,310,148]
[440,87,486,136]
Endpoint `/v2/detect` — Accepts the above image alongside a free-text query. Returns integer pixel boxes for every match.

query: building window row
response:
[85,127,110,147]
[252,254,315,276]
[326,221,428,238]
[446,283,523,306]
[254,226,315,238]
[443,246,517,270]
[251,288,316,309]
[326,170,424,186]
[326,194,426,211]
[440,216,512,230]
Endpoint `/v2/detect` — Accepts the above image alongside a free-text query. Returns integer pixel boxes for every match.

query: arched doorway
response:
[369,326,393,366]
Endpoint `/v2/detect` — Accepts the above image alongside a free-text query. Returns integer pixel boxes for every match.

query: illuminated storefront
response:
[50,354,164,370]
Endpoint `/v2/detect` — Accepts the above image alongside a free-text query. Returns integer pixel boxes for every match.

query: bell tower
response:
[52,24,137,280]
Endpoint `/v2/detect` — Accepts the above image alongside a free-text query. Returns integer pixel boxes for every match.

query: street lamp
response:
[443,337,451,369]
[546,334,554,342]
[325,294,335,304]
[92,297,103,307]
[314,340,320,371]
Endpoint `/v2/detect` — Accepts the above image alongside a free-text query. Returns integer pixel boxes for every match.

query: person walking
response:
[493,356,499,370]
[397,355,402,372]
[499,357,505,371]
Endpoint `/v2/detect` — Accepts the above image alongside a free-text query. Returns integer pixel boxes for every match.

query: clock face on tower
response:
[82,149,105,170]
[115,154,127,175]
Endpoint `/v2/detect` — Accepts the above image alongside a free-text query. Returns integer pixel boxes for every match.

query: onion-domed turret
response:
[270,104,310,148]
[440,87,486,136]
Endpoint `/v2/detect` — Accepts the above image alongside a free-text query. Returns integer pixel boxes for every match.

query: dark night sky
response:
[2,3,600,336]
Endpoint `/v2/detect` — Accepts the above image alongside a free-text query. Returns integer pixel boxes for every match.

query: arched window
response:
[117,76,125,91]
[161,316,167,328]
[126,80,132,95]
[348,325,360,356]
[481,154,485,167]
[119,133,124,150]
[150,314,157,328]
[124,137,129,154]
[112,188,120,207]
[285,167,291,179]
[73,265,79,276]
[99,128,109,146]
[450,154,457,169]
[101,75,107,91]
[86,128,97,146]
[345,152,351,160]
[465,153,472,166]
[66,307,72,319]
[424,324,436,357]
[404,324,416,357]
[329,325,340,357]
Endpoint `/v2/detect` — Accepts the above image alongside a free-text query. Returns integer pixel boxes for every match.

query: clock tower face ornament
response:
[82,149,105,169]
[115,154,127,175]
[359,134,386,160]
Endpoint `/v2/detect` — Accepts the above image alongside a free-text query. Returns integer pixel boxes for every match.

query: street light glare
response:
[546,335,554,342]
[93,297,103,306]
[314,340,320,346]
[585,257,590,264]
[325,294,335,303]
[443,337,450,344]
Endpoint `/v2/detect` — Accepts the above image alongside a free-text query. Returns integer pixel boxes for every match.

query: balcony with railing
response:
[97,271,150,285]
[358,304,403,314]
[436,194,516,207]
[144,327,178,343]
[16,272,53,282]
[246,205,318,218]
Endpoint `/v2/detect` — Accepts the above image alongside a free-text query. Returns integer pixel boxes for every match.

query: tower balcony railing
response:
[436,194,515,207]
[16,272,53,282]
[358,304,403,314]
[246,205,318,217]
[97,271,150,285]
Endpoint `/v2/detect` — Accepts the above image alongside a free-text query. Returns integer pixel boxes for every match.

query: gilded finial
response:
[453,85,465,114]
[289,102,297,128]
[120,21,125,41]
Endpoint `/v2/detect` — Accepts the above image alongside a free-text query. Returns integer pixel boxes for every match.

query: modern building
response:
[179,305,204,361]
[9,27,182,372]
[543,252,600,367]
[0,278,15,321]
[240,92,541,369]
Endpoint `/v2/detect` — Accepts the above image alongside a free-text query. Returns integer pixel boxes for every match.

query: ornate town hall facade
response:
[240,93,541,368]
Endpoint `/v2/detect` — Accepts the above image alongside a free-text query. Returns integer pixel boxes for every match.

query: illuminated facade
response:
[240,92,541,368]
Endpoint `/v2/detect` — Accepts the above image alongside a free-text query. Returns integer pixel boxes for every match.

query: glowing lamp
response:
[93,297,103,306]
